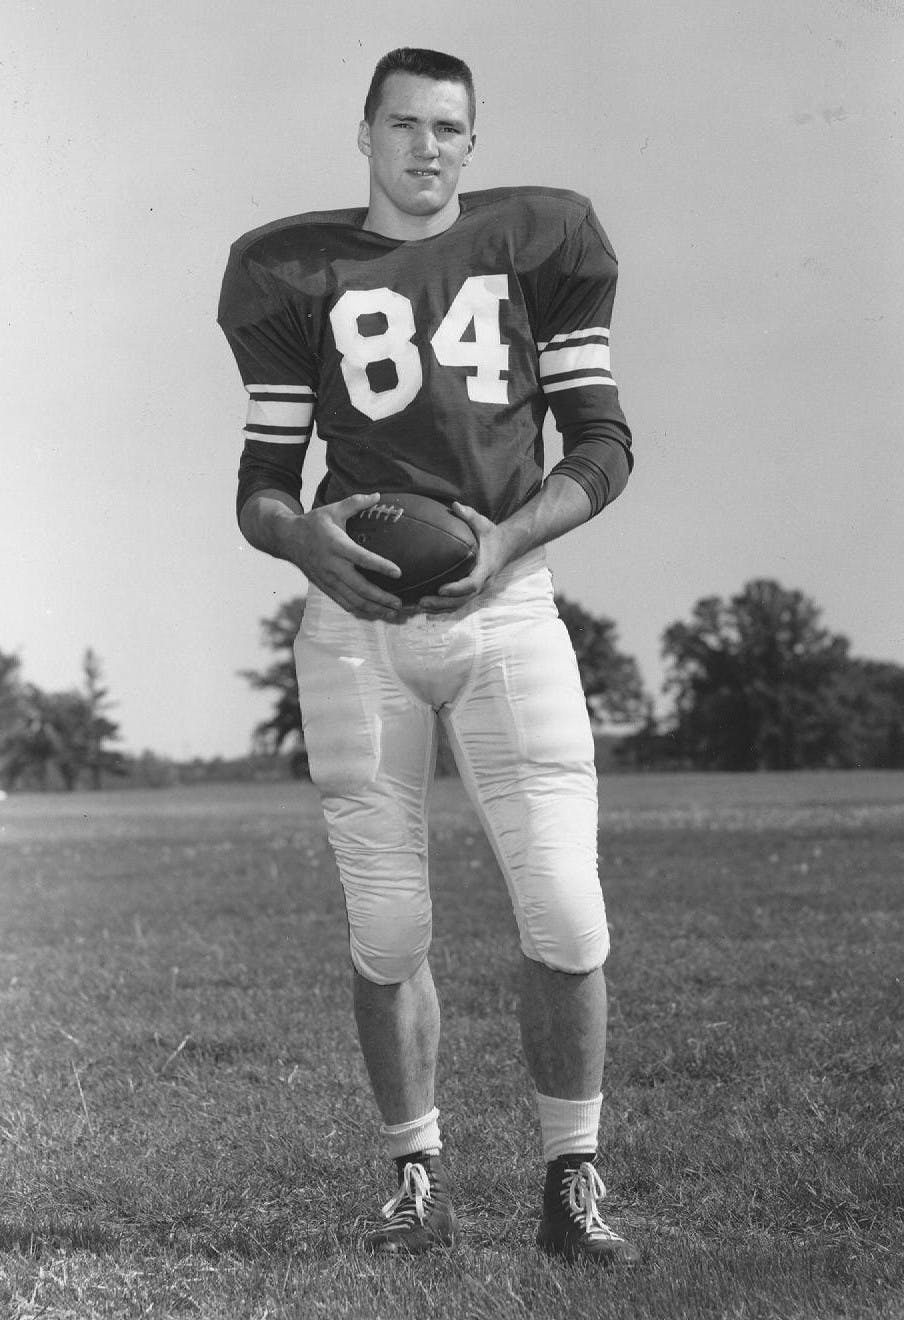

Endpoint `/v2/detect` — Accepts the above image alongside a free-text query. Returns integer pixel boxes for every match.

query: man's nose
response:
[413,129,439,157]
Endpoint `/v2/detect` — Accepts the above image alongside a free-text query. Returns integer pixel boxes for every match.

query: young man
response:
[218,47,638,1265]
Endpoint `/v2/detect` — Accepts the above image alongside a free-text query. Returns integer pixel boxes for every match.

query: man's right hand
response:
[240,490,404,620]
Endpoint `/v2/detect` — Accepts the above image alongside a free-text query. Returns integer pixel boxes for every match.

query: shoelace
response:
[565,1162,622,1242]
[380,1161,432,1227]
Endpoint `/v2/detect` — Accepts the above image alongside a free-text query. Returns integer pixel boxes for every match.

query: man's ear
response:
[463,132,477,166]
[357,119,372,158]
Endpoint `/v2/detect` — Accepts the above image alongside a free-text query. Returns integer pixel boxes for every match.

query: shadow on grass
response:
[0,1212,345,1264]
[0,1216,122,1256]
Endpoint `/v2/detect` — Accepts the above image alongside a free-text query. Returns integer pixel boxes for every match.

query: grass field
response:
[0,772,902,1319]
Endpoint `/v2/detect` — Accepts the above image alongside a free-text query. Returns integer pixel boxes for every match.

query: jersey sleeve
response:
[535,206,633,515]
[217,244,318,520]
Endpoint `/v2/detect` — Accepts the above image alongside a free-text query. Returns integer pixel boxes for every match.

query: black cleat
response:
[537,1155,639,1266]
[362,1152,458,1255]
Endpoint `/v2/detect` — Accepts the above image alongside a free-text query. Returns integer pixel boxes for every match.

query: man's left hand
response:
[414,502,511,612]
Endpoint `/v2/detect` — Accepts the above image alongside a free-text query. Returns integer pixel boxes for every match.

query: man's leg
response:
[443,571,638,1264]
[352,959,456,1254]
[520,958,638,1263]
[519,958,606,1099]
[294,596,456,1253]
[353,959,440,1124]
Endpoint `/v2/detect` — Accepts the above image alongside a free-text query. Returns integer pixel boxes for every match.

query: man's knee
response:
[333,836,433,986]
[348,909,432,986]
[519,898,610,974]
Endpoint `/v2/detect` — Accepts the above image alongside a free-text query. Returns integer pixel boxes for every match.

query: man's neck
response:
[362,196,462,241]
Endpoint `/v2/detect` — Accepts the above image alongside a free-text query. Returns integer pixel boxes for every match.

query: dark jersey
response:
[218,186,632,523]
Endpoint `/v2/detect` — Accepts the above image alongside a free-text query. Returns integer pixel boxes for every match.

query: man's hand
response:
[294,493,408,618]
[411,477,594,613]
[241,490,404,620]
[414,502,511,612]
[241,476,593,620]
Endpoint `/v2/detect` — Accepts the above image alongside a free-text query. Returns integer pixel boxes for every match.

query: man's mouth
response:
[408,169,439,177]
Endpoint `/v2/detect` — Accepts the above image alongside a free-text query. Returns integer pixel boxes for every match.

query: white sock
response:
[536,1091,602,1163]
[380,1106,442,1160]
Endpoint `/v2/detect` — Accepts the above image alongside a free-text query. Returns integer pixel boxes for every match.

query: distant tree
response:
[662,579,859,770]
[823,659,904,769]
[1,649,124,791]
[0,649,30,788]
[0,648,23,717]
[129,749,180,788]
[613,699,687,771]
[240,597,307,773]
[80,648,125,788]
[35,689,94,790]
[554,595,647,726]
[3,687,82,790]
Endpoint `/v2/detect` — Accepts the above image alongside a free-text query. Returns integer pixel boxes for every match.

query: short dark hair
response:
[363,48,476,127]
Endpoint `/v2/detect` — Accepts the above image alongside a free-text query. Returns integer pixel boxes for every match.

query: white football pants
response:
[294,548,609,985]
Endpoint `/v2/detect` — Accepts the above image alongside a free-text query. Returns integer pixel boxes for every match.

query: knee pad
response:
[519,887,610,974]
[339,858,433,985]
[349,916,432,985]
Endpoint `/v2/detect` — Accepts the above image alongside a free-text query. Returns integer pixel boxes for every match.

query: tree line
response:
[0,648,286,793]
[4,577,902,791]
[244,578,904,774]
[654,580,904,771]
[0,648,125,791]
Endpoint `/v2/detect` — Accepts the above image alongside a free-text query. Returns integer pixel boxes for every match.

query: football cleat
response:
[537,1156,640,1266]
[362,1152,458,1255]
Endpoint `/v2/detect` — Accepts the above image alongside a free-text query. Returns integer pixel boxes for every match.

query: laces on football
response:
[563,1162,622,1242]
[380,1161,432,1228]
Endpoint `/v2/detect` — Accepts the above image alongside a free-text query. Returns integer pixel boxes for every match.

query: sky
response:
[2,0,902,759]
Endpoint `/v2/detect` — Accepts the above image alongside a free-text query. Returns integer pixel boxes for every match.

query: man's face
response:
[358,73,476,229]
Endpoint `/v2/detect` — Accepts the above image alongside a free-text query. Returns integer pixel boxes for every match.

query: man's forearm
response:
[494,473,594,566]
[238,489,307,567]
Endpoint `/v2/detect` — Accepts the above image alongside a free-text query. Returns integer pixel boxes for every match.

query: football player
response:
[218,47,639,1266]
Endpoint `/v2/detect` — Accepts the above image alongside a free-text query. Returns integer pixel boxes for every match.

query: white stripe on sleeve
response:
[243,384,315,445]
[542,375,617,395]
[536,326,609,352]
[539,342,611,379]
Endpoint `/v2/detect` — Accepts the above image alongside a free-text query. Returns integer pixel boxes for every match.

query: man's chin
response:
[400,192,454,217]
[408,196,448,213]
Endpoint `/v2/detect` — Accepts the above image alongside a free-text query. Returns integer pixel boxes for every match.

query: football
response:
[346,493,478,604]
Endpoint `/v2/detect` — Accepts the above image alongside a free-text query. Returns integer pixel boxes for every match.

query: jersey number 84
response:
[329,274,511,421]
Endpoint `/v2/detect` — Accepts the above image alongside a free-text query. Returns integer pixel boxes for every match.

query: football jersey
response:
[218,186,632,523]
